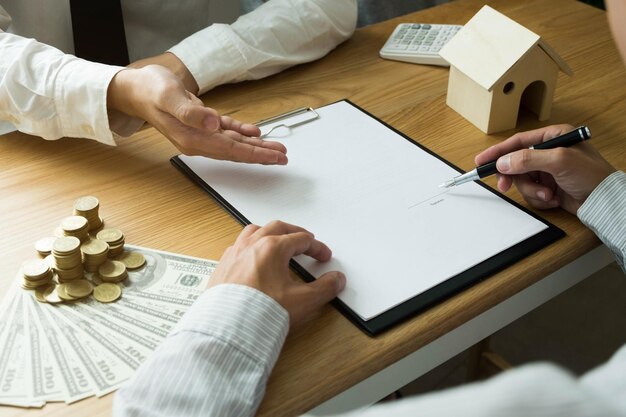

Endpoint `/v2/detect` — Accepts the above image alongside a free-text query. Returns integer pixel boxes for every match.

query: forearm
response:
[334,360,626,417]
[168,0,357,95]
[113,284,289,417]
[578,171,626,271]
[0,31,143,144]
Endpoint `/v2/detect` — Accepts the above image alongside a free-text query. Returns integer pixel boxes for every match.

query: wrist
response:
[129,52,199,95]
[106,68,142,118]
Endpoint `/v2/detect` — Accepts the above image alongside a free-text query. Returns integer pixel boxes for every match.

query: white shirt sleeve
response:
[168,0,357,94]
[0,29,145,145]
[112,283,289,417]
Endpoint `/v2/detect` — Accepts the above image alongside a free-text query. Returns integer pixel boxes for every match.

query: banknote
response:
[0,244,218,407]
[44,301,138,397]
[29,295,95,403]
[24,295,66,403]
[0,292,42,408]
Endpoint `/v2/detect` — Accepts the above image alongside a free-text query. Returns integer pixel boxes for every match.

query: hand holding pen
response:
[444,124,616,214]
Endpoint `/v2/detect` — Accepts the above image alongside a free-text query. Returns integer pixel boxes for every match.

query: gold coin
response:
[81,238,109,256]
[98,260,126,280]
[52,236,81,254]
[61,216,89,233]
[22,259,51,280]
[74,196,99,212]
[34,237,56,256]
[116,251,146,270]
[56,284,78,301]
[96,228,124,244]
[35,284,56,303]
[65,280,93,299]
[93,283,122,303]
[43,286,63,304]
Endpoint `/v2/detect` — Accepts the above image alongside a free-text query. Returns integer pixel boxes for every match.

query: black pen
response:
[439,126,591,188]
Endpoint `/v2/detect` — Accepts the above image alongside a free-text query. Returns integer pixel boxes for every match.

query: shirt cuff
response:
[172,283,289,369]
[168,24,247,95]
[55,58,142,146]
[577,171,626,269]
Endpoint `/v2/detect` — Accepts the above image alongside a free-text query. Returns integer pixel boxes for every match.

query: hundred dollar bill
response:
[42,303,136,397]
[116,245,217,305]
[79,296,174,338]
[24,294,66,402]
[29,296,95,403]
[60,301,163,349]
[0,292,42,408]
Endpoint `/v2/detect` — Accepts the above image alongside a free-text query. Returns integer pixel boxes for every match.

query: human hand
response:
[208,221,346,327]
[107,65,288,165]
[475,124,616,214]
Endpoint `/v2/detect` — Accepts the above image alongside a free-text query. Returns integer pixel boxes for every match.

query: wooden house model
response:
[438,6,572,134]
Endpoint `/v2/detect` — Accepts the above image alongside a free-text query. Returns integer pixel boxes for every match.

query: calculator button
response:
[422,24,432,29]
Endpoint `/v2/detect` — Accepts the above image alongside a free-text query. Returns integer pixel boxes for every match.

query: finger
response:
[522,195,561,210]
[167,97,221,131]
[256,220,313,239]
[475,124,574,166]
[286,271,346,327]
[223,130,288,154]
[279,231,333,262]
[512,175,555,202]
[496,174,513,193]
[237,224,261,242]
[221,139,288,165]
[496,148,570,177]
[220,115,262,137]
[303,271,346,306]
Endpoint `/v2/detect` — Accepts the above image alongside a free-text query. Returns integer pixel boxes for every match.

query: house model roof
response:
[439,5,573,92]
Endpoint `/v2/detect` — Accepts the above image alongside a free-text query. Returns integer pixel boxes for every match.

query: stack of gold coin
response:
[96,228,125,257]
[60,215,90,242]
[34,236,56,257]
[81,238,109,272]
[52,236,84,282]
[98,260,128,283]
[21,259,54,289]
[73,196,103,231]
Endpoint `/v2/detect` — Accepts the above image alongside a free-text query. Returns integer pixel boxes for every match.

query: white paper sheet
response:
[179,101,547,321]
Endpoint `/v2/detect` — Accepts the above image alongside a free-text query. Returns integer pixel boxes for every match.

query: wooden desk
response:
[1,0,624,416]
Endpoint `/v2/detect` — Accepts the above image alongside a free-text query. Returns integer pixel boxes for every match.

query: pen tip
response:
[439,180,453,188]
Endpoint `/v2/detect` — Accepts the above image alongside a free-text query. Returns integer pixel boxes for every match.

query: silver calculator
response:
[379,23,462,66]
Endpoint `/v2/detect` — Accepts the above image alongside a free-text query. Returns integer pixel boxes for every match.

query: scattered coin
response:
[43,286,63,304]
[35,284,56,303]
[65,280,93,299]
[93,283,122,303]
[56,284,78,301]
[22,259,50,281]
[116,251,146,270]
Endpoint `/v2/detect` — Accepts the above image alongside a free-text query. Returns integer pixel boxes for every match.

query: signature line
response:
[408,189,450,209]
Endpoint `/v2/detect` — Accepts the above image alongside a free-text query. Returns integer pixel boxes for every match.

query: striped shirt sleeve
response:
[577,171,626,272]
[112,283,289,417]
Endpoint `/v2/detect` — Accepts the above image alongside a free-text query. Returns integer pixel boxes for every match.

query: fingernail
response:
[497,155,511,173]
[537,190,546,201]
[335,272,346,291]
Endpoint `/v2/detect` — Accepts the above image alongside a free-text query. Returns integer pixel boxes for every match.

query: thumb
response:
[169,95,220,131]
[496,149,564,176]
[307,271,346,307]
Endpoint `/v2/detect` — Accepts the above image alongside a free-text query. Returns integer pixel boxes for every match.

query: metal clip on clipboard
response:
[257,107,320,139]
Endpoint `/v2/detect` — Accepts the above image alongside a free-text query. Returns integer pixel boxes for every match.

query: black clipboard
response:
[171,100,564,336]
